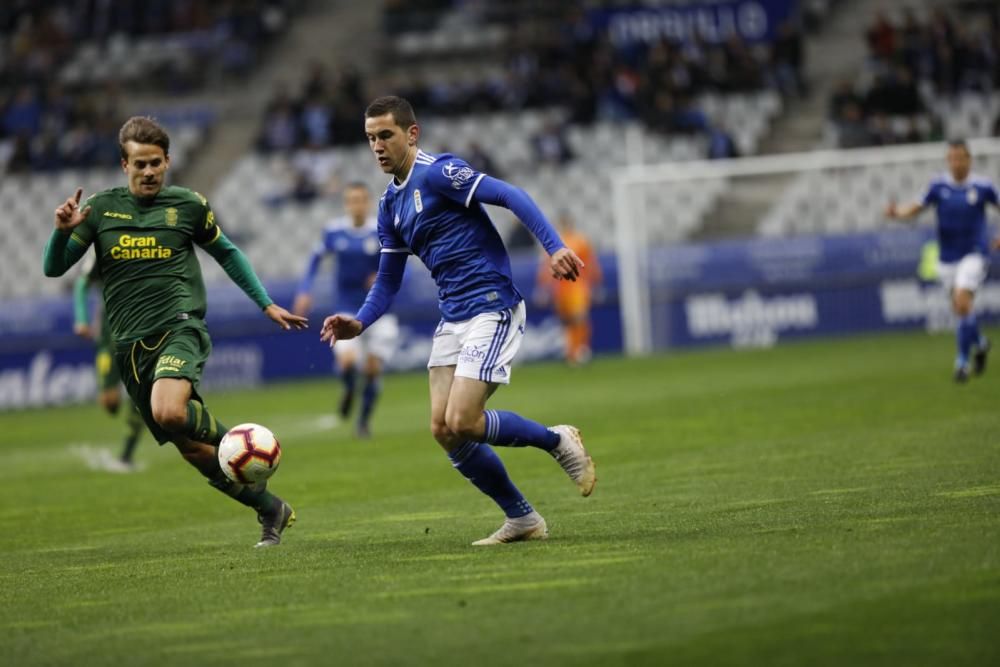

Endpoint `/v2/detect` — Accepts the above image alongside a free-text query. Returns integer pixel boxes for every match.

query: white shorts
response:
[428,301,526,384]
[938,254,988,293]
[335,314,399,363]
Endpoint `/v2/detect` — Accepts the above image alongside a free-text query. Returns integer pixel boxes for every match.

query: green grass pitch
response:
[2,331,999,666]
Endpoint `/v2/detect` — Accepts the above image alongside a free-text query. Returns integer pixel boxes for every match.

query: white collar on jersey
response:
[942,171,986,187]
[392,149,435,190]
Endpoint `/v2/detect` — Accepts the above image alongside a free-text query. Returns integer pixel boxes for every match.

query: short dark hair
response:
[947,139,970,154]
[365,96,417,130]
[119,116,170,159]
[344,181,369,192]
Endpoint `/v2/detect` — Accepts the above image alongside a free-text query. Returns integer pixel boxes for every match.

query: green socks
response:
[185,400,227,447]
[208,473,279,514]
[120,400,144,463]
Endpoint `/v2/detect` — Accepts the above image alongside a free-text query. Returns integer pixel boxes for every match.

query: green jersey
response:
[67,186,223,343]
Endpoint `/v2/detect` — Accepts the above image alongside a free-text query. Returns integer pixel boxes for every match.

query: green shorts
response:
[115,322,211,445]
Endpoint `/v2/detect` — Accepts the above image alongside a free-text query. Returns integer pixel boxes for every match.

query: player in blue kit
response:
[293,183,398,438]
[320,96,596,545]
[887,140,1000,382]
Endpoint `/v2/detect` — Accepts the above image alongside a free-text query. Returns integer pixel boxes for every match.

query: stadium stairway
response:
[179,1,381,195]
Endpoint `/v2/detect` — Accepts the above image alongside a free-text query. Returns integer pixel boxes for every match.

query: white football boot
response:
[549,425,596,497]
[472,511,548,546]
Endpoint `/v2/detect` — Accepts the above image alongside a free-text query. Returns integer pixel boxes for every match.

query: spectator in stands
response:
[829,79,862,121]
[706,122,740,160]
[258,97,299,153]
[532,120,574,165]
[836,102,875,149]
[866,11,897,60]
[466,142,502,178]
[772,20,807,98]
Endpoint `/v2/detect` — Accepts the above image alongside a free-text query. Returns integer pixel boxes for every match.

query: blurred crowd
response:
[0,0,294,172]
[258,2,812,161]
[829,6,1000,149]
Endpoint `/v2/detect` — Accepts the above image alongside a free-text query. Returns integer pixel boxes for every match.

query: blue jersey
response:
[298,216,381,312]
[921,173,999,262]
[377,150,522,322]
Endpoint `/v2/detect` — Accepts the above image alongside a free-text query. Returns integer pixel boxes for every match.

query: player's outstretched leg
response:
[549,425,597,497]
[970,316,990,376]
[176,439,295,547]
[955,316,976,383]
[482,410,596,496]
[357,377,380,438]
[119,399,144,467]
[447,441,547,545]
[339,365,357,418]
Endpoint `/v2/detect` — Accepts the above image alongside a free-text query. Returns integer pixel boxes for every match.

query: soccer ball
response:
[218,423,282,487]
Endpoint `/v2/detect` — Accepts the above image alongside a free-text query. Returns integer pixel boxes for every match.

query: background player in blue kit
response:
[320,96,596,545]
[294,183,398,438]
[886,140,1000,382]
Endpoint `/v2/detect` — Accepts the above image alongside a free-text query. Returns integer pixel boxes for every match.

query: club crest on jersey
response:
[414,189,423,212]
[165,207,178,226]
[442,162,475,189]
[364,237,380,255]
[967,188,978,205]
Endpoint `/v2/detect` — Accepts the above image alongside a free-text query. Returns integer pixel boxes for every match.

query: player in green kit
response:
[73,251,146,472]
[43,117,307,548]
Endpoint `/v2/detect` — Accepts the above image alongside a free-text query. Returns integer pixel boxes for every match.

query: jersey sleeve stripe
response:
[381,247,410,254]
[465,173,486,208]
[200,226,223,246]
[69,232,88,247]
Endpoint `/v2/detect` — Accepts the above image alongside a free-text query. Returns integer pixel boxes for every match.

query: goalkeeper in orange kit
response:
[535,214,603,365]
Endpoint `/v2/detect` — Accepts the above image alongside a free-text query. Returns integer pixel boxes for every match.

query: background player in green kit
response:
[43,116,307,548]
[73,251,145,472]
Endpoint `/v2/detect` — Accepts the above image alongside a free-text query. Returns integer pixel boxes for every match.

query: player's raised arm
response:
[475,175,584,281]
[424,159,583,281]
[885,200,925,220]
[44,188,94,277]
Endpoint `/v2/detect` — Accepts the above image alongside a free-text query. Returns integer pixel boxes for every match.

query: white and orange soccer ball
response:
[218,423,282,487]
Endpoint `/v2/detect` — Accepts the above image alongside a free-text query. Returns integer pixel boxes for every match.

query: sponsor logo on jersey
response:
[205,210,215,228]
[364,237,380,255]
[103,211,133,220]
[967,188,978,205]
[414,189,423,212]
[442,162,475,189]
[110,233,173,260]
[165,207,178,226]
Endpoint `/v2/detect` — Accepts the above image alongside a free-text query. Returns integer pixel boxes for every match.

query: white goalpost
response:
[612,137,1000,356]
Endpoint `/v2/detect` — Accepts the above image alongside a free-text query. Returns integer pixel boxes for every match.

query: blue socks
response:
[359,378,380,427]
[448,441,533,518]
[341,366,357,395]
[957,315,980,367]
[483,410,560,451]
